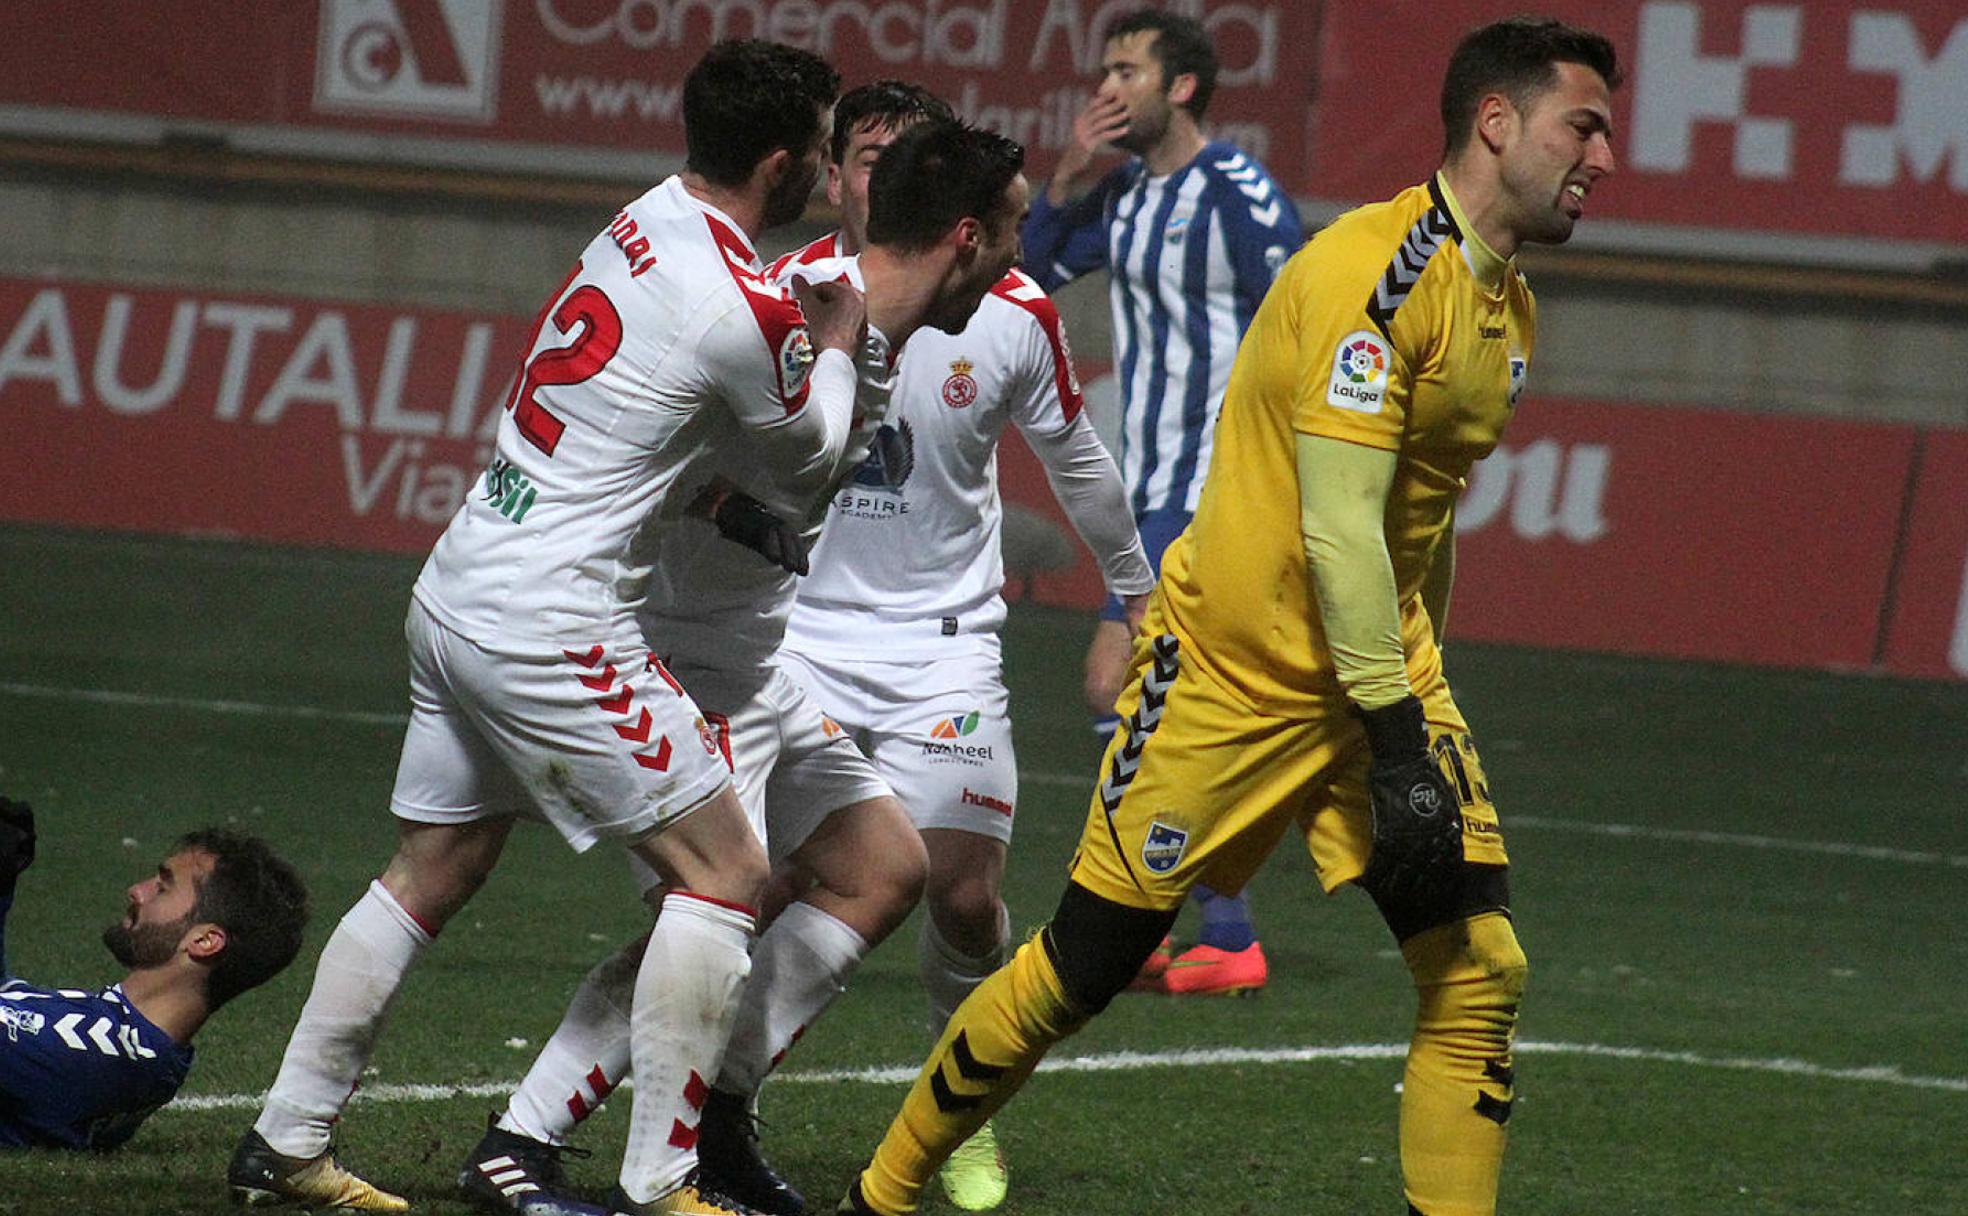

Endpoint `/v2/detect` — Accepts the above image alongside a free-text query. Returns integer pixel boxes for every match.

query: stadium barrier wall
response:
[2,1,1963,267]
[1,274,1961,683]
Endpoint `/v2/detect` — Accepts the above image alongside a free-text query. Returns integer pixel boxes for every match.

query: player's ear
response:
[1475,92,1515,155]
[1166,72,1197,108]
[826,161,844,208]
[183,922,227,963]
[952,216,983,260]
[758,146,793,190]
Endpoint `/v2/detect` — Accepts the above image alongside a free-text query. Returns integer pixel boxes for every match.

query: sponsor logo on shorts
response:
[1142,821,1188,874]
[961,787,1013,818]
[930,711,982,739]
[920,740,994,767]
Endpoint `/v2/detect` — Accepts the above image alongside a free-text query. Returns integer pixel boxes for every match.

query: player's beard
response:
[762,158,821,230]
[1112,102,1170,156]
[102,911,191,969]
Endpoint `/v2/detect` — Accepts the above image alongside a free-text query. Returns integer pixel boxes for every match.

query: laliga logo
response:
[315,0,503,123]
[1338,336,1386,387]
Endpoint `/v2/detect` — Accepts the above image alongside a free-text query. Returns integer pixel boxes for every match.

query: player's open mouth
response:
[1562,181,1589,216]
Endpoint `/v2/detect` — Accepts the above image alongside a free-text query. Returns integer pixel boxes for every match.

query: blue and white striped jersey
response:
[1022,140,1303,518]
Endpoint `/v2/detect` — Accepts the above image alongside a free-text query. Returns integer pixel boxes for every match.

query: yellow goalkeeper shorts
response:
[1066,631,1509,910]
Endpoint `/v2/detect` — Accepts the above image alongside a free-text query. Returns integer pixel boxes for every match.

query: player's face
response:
[1097,32,1177,154]
[1498,60,1616,247]
[928,173,1030,335]
[828,118,901,253]
[101,848,215,969]
[764,105,834,230]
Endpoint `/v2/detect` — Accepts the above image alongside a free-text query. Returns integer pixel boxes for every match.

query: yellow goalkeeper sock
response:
[856,934,1084,1215]
[1399,911,1528,1216]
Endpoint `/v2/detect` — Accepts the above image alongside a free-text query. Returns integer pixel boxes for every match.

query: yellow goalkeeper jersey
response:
[1158,173,1536,714]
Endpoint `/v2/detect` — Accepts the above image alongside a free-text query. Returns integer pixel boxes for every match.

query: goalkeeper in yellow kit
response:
[840,16,1620,1216]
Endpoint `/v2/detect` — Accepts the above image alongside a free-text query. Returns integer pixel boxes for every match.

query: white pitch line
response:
[6,683,1960,869]
[1024,769,1968,869]
[158,1039,1967,1115]
[0,682,406,727]
[1504,815,1968,868]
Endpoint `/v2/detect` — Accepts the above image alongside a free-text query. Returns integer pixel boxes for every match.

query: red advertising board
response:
[1879,429,1968,681]
[0,276,529,553]
[0,0,1314,190]
[1307,1,1968,252]
[1447,399,1918,672]
[0,275,1958,681]
[4,3,1964,260]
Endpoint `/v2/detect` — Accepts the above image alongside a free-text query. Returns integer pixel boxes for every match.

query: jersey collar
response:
[1432,172,1510,295]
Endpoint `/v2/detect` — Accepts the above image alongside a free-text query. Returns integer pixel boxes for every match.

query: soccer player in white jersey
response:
[451,118,1040,1216]
[767,81,1153,1212]
[1021,8,1304,995]
[226,41,875,1216]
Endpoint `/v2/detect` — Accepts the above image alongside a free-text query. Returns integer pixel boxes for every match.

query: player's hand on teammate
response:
[702,487,810,576]
[1354,697,1463,905]
[1121,593,1150,633]
[0,797,35,895]
[792,277,867,356]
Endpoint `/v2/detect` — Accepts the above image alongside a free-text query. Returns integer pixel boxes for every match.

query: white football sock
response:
[255,880,432,1158]
[618,892,755,1204]
[499,934,642,1145]
[716,900,870,1098]
[919,902,1010,1033]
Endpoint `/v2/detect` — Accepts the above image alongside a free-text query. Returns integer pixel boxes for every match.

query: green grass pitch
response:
[1,523,1963,1214]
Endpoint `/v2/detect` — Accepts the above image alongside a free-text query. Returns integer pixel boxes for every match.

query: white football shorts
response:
[776,646,1019,844]
[625,659,893,895]
[389,600,734,852]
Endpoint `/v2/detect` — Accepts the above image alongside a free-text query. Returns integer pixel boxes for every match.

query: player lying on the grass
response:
[450,116,1037,1216]
[839,16,1620,1216]
[229,38,874,1216]
[0,797,309,1151]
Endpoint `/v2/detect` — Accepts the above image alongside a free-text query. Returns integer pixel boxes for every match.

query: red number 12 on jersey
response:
[504,261,625,457]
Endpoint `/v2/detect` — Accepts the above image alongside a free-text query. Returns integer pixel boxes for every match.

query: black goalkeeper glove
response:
[709,489,809,576]
[0,797,35,897]
[1354,696,1463,905]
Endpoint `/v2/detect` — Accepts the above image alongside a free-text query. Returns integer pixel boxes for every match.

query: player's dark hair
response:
[1109,9,1218,118]
[683,40,842,187]
[829,80,956,165]
[1440,17,1622,158]
[865,119,1025,253]
[175,828,309,1011]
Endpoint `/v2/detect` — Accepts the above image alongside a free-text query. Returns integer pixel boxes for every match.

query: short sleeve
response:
[1286,250,1421,453]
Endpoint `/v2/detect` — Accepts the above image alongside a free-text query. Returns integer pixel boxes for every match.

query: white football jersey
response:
[781,244,1092,660]
[636,248,892,676]
[412,177,823,652]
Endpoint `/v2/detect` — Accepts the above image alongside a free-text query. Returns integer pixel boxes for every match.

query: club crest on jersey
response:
[1165,214,1192,245]
[778,326,815,398]
[942,357,978,408]
[1327,330,1390,413]
[1142,821,1188,874]
[1508,355,1527,408]
[0,1006,45,1041]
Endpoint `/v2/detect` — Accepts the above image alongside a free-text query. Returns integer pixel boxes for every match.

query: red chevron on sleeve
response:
[991,269,1084,421]
[703,212,813,415]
